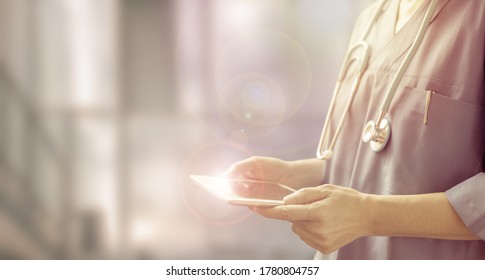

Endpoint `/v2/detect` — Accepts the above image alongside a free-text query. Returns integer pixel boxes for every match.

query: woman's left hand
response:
[253,185,374,254]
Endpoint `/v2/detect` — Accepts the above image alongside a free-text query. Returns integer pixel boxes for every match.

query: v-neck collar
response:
[394,0,427,35]
[368,0,451,70]
[381,0,401,43]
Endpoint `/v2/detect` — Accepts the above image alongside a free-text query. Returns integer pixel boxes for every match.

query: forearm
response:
[368,192,480,240]
[287,158,325,188]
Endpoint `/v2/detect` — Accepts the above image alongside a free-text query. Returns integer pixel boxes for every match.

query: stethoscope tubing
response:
[316,0,440,159]
[377,0,440,123]
[316,0,387,159]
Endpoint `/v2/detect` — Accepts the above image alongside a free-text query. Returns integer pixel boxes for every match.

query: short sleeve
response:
[446,173,485,240]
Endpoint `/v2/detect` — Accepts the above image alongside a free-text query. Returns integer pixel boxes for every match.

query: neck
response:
[395,0,426,34]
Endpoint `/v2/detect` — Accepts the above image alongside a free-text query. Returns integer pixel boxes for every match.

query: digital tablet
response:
[190,175,296,207]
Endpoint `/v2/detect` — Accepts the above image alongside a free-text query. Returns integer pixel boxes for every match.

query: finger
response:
[291,223,313,241]
[222,163,250,178]
[291,223,325,252]
[251,205,286,220]
[292,222,335,253]
[231,181,253,196]
[223,158,260,179]
[284,185,332,205]
[253,204,311,221]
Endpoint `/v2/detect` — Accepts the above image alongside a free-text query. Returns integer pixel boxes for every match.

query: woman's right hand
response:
[224,156,325,190]
[224,156,291,184]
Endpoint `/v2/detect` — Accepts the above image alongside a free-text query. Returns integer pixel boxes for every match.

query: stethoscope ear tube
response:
[316,42,370,160]
[316,0,386,160]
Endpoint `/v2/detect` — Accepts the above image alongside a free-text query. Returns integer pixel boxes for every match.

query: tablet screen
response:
[190,175,296,206]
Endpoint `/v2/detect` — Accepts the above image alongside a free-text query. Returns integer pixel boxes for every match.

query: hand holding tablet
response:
[190,175,296,207]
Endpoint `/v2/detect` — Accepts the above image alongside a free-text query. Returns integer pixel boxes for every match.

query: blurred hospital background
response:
[0,0,373,259]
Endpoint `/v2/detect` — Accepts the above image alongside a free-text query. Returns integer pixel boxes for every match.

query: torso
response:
[324,0,485,259]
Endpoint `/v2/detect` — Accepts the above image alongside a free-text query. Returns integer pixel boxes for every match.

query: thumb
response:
[284,186,331,205]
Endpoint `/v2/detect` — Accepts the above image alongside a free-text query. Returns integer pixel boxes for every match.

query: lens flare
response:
[180,141,254,226]
[215,29,312,139]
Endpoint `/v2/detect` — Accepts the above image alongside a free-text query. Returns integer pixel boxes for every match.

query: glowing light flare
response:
[214,30,312,140]
[180,141,254,226]
[241,82,271,112]
[216,0,260,30]
[218,72,285,140]
[131,217,157,245]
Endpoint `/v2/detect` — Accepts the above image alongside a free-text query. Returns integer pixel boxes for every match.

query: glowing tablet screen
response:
[190,175,296,207]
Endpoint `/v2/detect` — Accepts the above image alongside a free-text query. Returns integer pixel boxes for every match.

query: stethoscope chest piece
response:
[362,116,391,152]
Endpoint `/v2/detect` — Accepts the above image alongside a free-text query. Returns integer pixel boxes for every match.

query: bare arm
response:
[369,192,479,240]
[286,158,325,188]
[254,185,480,254]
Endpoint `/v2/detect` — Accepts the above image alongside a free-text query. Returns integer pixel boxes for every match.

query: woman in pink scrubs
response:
[226,0,485,259]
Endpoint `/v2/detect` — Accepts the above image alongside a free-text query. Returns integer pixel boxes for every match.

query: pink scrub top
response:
[322,0,485,259]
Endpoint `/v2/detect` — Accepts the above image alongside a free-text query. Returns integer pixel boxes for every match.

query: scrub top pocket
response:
[394,86,485,129]
[383,85,485,195]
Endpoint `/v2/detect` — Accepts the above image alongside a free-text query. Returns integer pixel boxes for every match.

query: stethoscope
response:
[316,0,439,160]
